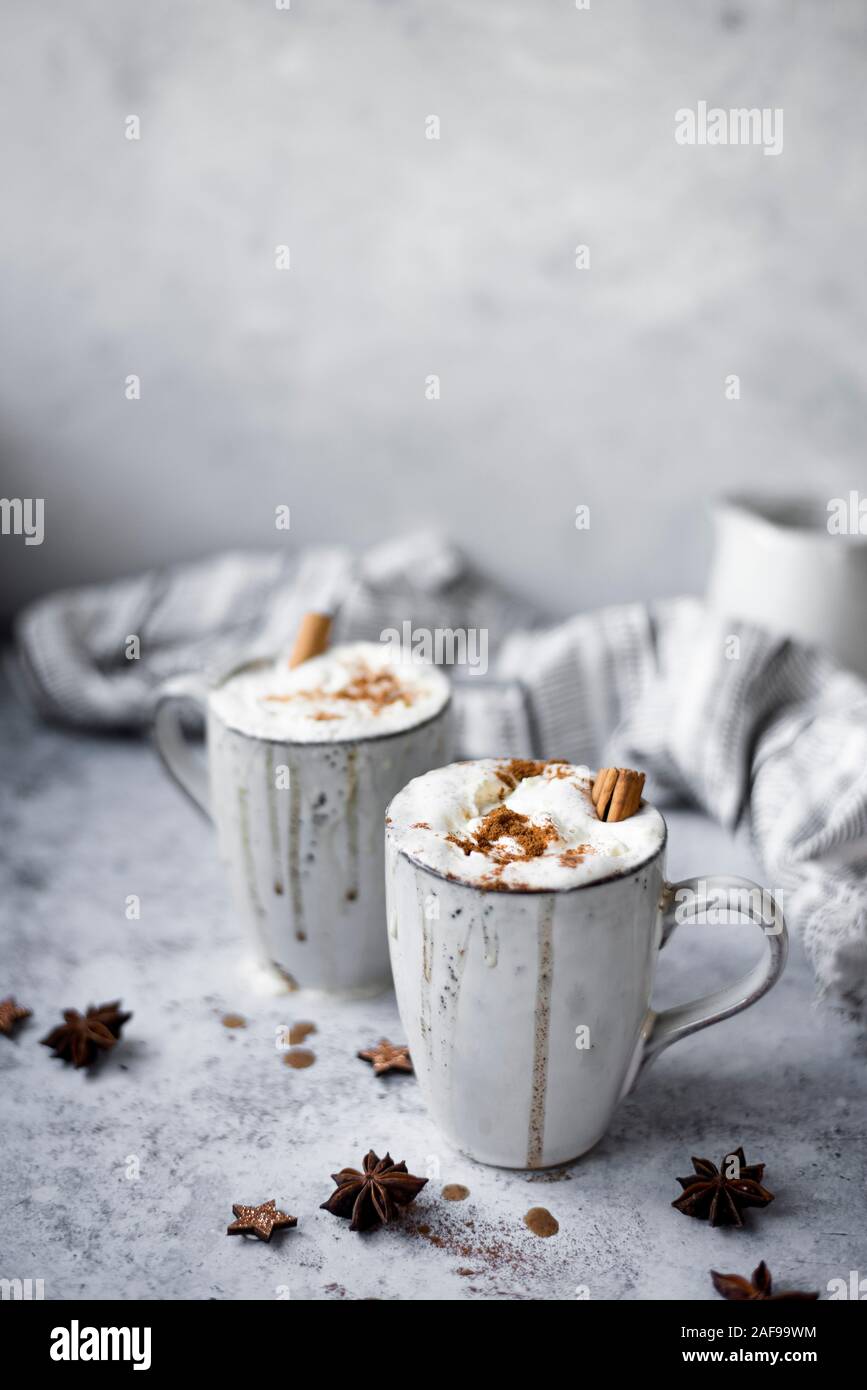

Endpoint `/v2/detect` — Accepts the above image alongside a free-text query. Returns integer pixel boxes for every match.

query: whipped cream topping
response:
[387,759,665,890]
[209,642,451,743]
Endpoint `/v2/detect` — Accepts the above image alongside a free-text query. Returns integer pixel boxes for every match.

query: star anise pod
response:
[0,996,32,1037]
[711,1261,818,1302]
[41,1001,131,1068]
[357,1039,413,1076]
[320,1150,428,1232]
[672,1146,774,1227]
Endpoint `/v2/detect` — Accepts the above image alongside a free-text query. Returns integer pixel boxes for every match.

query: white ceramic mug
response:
[385,818,786,1168]
[154,661,453,992]
[708,493,867,677]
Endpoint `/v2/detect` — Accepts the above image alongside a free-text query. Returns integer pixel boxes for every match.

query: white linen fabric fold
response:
[10,535,867,1024]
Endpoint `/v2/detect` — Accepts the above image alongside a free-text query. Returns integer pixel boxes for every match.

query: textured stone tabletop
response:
[2,672,864,1302]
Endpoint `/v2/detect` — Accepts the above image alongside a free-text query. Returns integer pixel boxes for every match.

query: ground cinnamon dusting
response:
[559,844,593,868]
[495,758,558,790]
[406,1213,537,1280]
[332,666,417,711]
[447,806,557,863]
[441,1183,470,1202]
[263,662,417,716]
[221,1013,246,1029]
[479,873,531,891]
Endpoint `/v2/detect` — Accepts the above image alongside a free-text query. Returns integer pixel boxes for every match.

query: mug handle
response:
[625,875,787,1092]
[153,675,212,820]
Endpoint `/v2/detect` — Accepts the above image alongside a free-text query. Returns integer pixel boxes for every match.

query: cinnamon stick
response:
[592,766,619,817]
[593,767,646,822]
[288,612,332,669]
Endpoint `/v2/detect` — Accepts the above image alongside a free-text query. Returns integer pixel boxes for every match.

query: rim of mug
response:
[208,655,453,748]
[715,491,867,545]
[386,813,668,896]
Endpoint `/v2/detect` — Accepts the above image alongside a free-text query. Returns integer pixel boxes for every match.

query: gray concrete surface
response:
[1,672,864,1301]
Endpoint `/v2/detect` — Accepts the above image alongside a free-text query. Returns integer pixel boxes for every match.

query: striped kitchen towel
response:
[9,532,538,731]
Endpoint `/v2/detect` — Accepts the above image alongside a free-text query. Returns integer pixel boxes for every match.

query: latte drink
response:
[155,643,452,992]
[386,759,785,1167]
[386,758,665,892]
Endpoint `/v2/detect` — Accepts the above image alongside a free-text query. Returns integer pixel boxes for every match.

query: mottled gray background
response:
[1,0,865,620]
